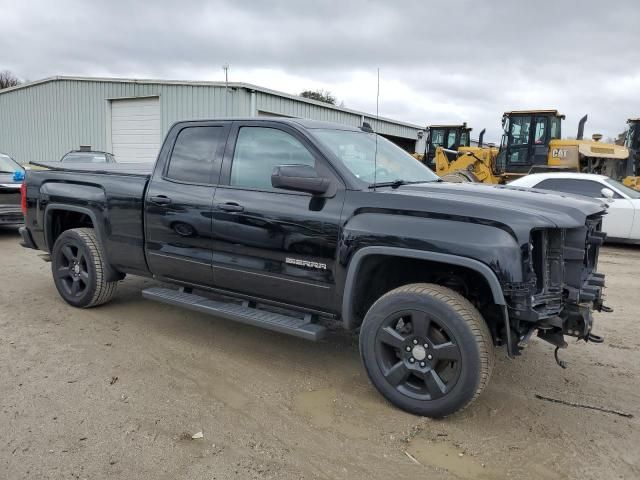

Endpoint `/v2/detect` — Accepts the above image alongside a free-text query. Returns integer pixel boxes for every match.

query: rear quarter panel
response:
[26,170,150,275]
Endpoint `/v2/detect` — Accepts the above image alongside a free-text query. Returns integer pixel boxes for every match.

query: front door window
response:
[428,129,443,147]
[509,116,532,146]
[230,127,315,190]
[507,115,532,166]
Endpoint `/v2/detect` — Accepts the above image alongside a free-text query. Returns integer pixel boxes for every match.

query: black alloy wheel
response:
[51,228,118,308]
[55,243,90,298]
[359,283,494,418]
[375,308,462,401]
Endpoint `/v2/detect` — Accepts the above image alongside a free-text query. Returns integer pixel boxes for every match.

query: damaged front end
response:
[503,212,610,365]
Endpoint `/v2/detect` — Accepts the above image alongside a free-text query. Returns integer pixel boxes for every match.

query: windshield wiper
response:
[368,179,438,189]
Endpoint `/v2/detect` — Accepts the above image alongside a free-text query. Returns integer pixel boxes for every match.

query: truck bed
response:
[24,163,151,276]
[29,162,153,177]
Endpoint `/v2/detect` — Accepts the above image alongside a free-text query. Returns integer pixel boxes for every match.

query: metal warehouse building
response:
[0,76,425,164]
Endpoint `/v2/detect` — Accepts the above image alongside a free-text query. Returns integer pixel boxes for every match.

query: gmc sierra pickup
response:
[20,118,609,417]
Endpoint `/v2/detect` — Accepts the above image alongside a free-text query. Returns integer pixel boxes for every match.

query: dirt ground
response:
[1,226,639,480]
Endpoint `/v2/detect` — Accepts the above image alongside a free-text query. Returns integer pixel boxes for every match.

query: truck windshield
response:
[0,153,22,173]
[313,129,439,185]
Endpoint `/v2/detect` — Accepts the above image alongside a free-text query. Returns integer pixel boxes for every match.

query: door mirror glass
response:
[271,164,330,194]
[600,187,615,203]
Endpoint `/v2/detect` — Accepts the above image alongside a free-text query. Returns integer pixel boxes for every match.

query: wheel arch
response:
[44,204,123,282]
[342,247,506,331]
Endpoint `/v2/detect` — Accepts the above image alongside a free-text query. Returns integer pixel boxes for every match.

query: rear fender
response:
[44,203,123,282]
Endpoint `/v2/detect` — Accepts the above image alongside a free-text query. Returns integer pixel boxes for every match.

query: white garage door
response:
[111,97,161,163]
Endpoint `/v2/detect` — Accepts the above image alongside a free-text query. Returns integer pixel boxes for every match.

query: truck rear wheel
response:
[359,283,493,417]
[51,228,118,308]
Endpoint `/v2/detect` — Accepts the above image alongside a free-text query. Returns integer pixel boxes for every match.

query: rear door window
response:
[509,116,532,146]
[166,126,225,184]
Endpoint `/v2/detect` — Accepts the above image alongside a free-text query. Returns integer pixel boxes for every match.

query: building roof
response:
[0,75,424,130]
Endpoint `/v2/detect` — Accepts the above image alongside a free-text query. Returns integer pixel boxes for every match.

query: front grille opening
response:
[531,229,564,294]
[531,230,546,293]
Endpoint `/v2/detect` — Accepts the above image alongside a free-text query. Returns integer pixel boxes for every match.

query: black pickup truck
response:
[20,118,609,417]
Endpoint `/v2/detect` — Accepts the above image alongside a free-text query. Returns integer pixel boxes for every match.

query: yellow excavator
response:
[420,123,473,168]
[430,110,637,188]
[414,123,499,183]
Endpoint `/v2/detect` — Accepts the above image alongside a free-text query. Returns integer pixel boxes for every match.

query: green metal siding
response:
[0,79,249,164]
[0,78,420,164]
[255,91,419,140]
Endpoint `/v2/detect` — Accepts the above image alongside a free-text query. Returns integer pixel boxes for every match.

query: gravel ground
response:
[1,225,639,479]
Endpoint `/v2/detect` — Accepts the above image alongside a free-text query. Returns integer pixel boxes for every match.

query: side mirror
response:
[271,164,330,195]
[600,187,615,203]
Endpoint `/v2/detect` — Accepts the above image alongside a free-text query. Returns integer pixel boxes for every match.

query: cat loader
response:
[420,123,472,168]
[413,123,500,183]
[433,110,635,187]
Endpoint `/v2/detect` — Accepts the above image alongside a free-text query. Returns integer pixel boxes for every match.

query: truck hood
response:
[377,181,606,236]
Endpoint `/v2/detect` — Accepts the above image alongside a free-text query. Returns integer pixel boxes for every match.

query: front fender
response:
[339,213,524,283]
[341,246,506,330]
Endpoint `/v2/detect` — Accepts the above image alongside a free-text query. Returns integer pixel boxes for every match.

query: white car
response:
[509,172,640,243]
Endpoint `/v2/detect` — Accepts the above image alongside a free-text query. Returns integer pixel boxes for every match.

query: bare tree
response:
[300,89,337,105]
[0,70,22,90]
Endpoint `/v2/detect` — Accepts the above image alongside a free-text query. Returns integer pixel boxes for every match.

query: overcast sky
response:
[1,0,639,142]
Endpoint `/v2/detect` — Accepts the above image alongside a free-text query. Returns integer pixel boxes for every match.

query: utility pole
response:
[223,63,229,116]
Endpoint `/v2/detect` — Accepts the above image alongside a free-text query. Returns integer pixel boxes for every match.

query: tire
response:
[359,283,494,418]
[51,228,118,308]
[441,170,479,183]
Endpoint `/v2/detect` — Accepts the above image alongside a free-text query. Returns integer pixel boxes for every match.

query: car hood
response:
[375,181,606,238]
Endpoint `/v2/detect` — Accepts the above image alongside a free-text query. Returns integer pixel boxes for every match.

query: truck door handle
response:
[149,195,172,205]
[217,202,244,212]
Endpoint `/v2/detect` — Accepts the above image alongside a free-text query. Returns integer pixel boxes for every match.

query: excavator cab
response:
[424,124,471,168]
[495,110,563,175]
[625,118,640,155]
[623,119,640,189]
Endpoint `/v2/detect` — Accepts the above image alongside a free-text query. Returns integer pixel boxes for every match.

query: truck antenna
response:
[373,68,380,190]
[223,63,230,116]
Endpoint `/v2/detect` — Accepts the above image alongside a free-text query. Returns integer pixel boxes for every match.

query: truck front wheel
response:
[51,228,118,308]
[359,283,494,417]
